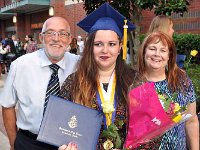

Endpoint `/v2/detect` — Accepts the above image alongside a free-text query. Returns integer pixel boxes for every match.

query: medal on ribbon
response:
[97,71,116,127]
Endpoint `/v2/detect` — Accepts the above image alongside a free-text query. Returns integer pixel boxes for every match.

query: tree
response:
[79,0,191,65]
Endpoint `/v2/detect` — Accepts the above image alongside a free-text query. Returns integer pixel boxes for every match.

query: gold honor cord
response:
[123,19,128,60]
[97,72,116,127]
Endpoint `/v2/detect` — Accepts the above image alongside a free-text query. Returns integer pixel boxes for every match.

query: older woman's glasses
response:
[42,30,70,39]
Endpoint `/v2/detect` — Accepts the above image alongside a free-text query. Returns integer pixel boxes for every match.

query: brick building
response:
[0,0,86,43]
[0,0,200,43]
[141,0,200,34]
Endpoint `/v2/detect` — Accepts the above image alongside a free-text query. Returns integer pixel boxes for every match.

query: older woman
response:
[137,31,199,150]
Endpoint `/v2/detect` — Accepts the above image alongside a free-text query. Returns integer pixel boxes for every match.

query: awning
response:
[0,0,50,14]
[0,12,15,20]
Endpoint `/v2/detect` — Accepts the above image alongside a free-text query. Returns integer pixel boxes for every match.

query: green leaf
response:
[101,123,120,139]
[101,130,117,138]
[171,92,178,100]
[117,120,124,128]
[164,97,171,111]
[107,123,119,131]
[115,135,122,148]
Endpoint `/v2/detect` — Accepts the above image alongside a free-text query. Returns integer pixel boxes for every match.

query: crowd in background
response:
[68,35,85,55]
[0,34,38,78]
[0,33,88,79]
[0,33,86,79]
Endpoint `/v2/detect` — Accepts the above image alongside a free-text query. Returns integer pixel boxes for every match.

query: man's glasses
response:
[42,30,70,39]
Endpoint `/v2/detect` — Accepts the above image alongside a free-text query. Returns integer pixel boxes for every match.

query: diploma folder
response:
[37,95,103,150]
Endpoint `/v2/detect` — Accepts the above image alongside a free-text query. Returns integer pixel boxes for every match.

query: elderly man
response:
[0,17,80,150]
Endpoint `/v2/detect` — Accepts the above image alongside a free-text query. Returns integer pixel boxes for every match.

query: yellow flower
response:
[190,50,198,57]
[103,139,114,150]
[172,113,182,123]
[158,94,165,100]
[101,101,115,114]
[173,103,181,113]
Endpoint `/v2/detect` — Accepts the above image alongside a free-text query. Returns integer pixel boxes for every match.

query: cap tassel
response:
[123,20,128,60]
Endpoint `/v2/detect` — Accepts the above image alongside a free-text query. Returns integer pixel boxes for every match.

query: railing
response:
[0,0,22,8]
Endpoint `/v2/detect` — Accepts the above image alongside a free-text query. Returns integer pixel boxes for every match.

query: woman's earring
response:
[165,64,168,71]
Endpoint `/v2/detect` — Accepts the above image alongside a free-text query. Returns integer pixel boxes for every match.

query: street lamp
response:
[49,6,54,16]
[13,15,17,23]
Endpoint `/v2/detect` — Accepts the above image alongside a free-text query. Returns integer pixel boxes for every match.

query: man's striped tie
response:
[44,64,60,113]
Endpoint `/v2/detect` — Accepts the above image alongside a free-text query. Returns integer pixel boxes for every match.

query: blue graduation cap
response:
[77,2,135,38]
[77,2,136,59]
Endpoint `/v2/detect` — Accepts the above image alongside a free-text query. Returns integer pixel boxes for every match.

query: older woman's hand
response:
[58,143,78,150]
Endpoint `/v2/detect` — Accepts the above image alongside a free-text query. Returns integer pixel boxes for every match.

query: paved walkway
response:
[0,73,10,150]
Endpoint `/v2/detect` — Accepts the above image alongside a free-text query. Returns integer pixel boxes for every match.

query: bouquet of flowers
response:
[157,89,187,123]
[124,82,191,149]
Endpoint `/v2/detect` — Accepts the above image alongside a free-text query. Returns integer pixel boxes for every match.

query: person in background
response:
[77,35,84,55]
[1,37,7,46]
[69,38,78,55]
[15,37,25,57]
[4,36,17,72]
[0,16,80,150]
[58,2,141,150]
[24,34,38,53]
[148,15,186,68]
[148,15,174,38]
[0,42,8,76]
[11,34,18,48]
[5,36,16,54]
[136,31,199,150]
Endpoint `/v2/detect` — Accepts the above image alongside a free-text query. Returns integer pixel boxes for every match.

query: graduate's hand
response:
[58,142,78,150]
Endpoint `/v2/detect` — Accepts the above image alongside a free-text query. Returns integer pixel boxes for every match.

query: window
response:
[65,0,83,6]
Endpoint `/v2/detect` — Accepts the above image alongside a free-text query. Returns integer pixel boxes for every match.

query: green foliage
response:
[186,64,200,113]
[81,0,190,17]
[101,120,124,149]
[157,89,178,111]
[82,0,131,19]
[139,34,146,43]
[131,0,190,15]
[154,0,190,16]
[173,33,200,55]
